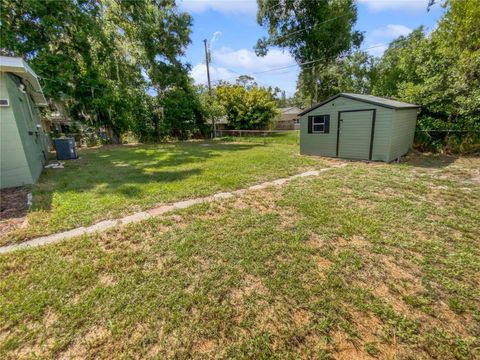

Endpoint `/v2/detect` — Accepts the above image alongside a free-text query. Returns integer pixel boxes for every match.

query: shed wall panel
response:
[388,109,418,161]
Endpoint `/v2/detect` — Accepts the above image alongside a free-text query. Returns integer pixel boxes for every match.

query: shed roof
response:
[0,56,47,106]
[299,93,420,116]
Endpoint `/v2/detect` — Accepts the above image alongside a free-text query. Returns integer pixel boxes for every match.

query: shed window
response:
[308,115,330,134]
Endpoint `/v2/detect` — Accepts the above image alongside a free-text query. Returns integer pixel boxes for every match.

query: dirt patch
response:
[97,222,168,253]
[314,255,332,269]
[59,325,111,359]
[98,273,116,286]
[380,259,421,285]
[292,309,310,326]
[307,233,324,248]
[331,331,373,360]
[194,338,216,353]
[43,309,58,328]
[466,175,480,184]
[363,256,472,340]
[0,186,30,236]
[231,274,268,303]
[239,188,279,213]
[168,214,188,228]
[0,186,29,220]
[334,235,370,250]
[336,310,399,360]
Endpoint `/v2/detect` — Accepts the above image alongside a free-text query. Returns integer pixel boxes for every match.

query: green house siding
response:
[0,73,48,188]
[300,95,418,162]
[388,109,418,162]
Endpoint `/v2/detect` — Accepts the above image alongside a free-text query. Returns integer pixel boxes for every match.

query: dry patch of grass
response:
[0,154,479,359]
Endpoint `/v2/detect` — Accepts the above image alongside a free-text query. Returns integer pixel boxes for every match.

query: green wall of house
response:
[0,73,48,188]
[300,96,417,162]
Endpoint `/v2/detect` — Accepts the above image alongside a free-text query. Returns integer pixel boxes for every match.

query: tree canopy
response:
[256,0,363,104]
[372,0,479,152]
[216,84,278,130]
[0,0,199,141]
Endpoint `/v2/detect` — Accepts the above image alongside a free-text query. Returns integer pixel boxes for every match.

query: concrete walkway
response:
[0,164,346,254]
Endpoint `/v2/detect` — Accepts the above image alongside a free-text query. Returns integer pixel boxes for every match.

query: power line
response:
[213,41,391,84]
[270,13,351,43]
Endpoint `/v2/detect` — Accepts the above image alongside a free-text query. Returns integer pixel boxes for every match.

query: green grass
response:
[0,154,478,359]
[1,136,319,245]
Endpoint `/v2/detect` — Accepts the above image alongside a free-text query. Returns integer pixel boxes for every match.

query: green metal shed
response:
[299,93,420,162]
[0,56,49,189]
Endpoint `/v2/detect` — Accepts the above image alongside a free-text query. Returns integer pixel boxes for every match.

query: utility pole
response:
[203,39,212,95]
[203,39,215,137]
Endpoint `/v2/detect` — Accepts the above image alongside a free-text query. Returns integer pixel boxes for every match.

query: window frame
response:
[312,115,326,133]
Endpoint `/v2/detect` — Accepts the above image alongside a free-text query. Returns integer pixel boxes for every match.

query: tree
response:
[256,0,363,103]
[197,86,225,132]
[216,84,278,129]
[0,0,194,141]
[372,0,480,152]
[160,85,204,139]
[294,51,377,107]
[235,75,257,89]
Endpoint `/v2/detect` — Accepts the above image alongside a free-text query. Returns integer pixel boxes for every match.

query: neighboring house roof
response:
[279,106,303,115]
[209,116,228,125]
[0,56,47,106]
[299,93,420,116]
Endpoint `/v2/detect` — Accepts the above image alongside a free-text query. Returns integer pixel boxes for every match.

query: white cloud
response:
[179,0,257,15]
[372,24,413,38]
[358,0,430,12]
[191,46,299,96]
[213,47,295,72]
[210,31,222,45]
[365,43,389,57]
[190,63,237,84]
[363,24,412,57]
[189,49,299,96]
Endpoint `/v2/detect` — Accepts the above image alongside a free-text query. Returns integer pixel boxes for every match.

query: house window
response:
[308,115,330,134]
[0,99,9,107]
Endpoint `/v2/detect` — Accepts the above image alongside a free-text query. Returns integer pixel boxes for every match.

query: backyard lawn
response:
[1,133,320,245]
[0,152,478,359]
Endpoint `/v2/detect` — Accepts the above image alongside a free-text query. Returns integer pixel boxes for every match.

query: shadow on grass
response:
[31,141,261,212]
[401,150,458,169]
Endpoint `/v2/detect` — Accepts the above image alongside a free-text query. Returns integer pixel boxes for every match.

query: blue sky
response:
[179,0,446,96]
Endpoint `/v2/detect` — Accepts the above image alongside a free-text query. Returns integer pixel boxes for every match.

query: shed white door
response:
[337,110,374,160]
